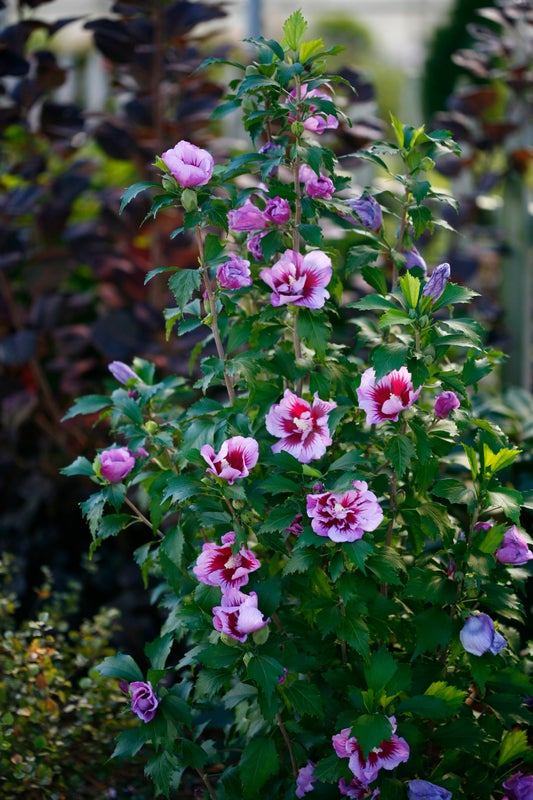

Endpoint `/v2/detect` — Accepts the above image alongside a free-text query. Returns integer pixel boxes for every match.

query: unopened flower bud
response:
[423,262,450,301]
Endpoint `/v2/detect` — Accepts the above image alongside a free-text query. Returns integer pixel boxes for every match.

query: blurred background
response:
[1,0,532,795]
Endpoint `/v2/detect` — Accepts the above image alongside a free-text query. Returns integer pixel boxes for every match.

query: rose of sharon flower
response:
[434,390,460,419]
[193,531,260,592]
[403,245,427,275]
[228,198,268,232]
[423,262,451,302]
[299,164,335,199]
[459,613,507,656]
[108,360,139,384]
[129,681,160,723]
[200,436,258,484]
[99,447,136,483]
[357,367,421,425]
[212,589,269,642]
[263,195,291,224]
[332,718,410,784]
[288,84,339,133]
[296,761,317,798]
[495,525,533,566]
[306,481,383,543]
[266,389,336,463]
[216,254,252,290]
[246,231,267,260]
[502,771,533,800]
[260,248,332,309]
[161,140,214,187]
[346,195,383,232]
[339,777,380,799]
[407,779,452,800]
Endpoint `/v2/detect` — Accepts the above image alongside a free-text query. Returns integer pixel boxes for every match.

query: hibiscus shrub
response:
[62,12,533,800]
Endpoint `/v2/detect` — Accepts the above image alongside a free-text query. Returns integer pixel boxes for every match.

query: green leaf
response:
[160,691,192,728]
[338,615,370,657]
[162,474,204,504]
[240,737,279,799]
[361,265,388,293]
[367,547,406,585]
[168,269,202,315]
[296,309,331,355]
[486,487,523,522]
[95,653,144,682]
[112,726,149,758]
[350,714,392,759]
[399,272,421,308]
[145,750,182,799]
[120,181,160,214]
[372,343,410,380]
[431,478,477,508]
[299,38,325,63]
[413,606,453,657]
[425,681,468,713]
[61,394,111,421]
[60,456,95,477]
[364,648,398,692]
[80,492,107,538]
[98,513,134,540]
[285,681,324,718]
[344,539,374,573]
[145,633,174,670]
[432,283,478,311]
[181,739,207,769]
[409,205,433,238]
[246,654,285,696]
[396,694,452,720]
[283,9,308,50]
[223,682,258,709]
[497,729,530,767]
[385,434,415,477]
[483,445,521,476]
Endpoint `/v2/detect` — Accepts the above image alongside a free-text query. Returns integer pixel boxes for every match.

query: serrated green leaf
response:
[372,343,410,380]
[431,478,476,508]
[61,394,111,421]
[223,682,258,709]
[283,9,308,50]
[240,737,279,799]
[120,181,160,214]
[413,606,453,657]
[145,633,173,670]
[60,456,96,477]
[351,714,393,759]
[296,309,331,355]
[497,729,530,767]
[364,648,398,691]
[246,655,284,696]
[385,435,415,477]
[168,269,202,315]
[399,272,421,309]
[486,488,523,522]
[144,751,182,798]
[162,474,204,504]
[285,681,324,718]
[112,726,149,759]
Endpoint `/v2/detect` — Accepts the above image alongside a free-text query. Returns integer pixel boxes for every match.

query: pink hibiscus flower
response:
[356,367,421,425]
[216,254,252,290]
[193,531,260,592]
[296,762,317,798]
[212,589,269,642]
[228,198,268,232]
[259,248,332,309]
[160,140,214,187]
[200,436,259,484]
[265,389,337,463]
[288,84,339,134]
[299,164,335,199]
[332,718,410,784]
[306,480,383,542]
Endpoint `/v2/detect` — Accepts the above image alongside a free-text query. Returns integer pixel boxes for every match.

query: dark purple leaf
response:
[94,121,141,160]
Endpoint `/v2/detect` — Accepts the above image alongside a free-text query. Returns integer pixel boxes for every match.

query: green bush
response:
[0,555,148,799]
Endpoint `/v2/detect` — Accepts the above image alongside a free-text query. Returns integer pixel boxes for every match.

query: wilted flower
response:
[434,390,460,419]
[296,761,317,798]
[299,164,335,199]
[259,248,332,309]
[285,513,304,536]
[306,480,383,542]
[332,718,410,784]
[266,389,336,463]
[193,531,260,592]
[459,613,507,656]
[423,262,451,302]
[407,779,452,800]
[288,84,339,133]
[228,198,268,232]
[98,447,136,483]
[108,361,139,384]
[161,140,214,187]
[339,777,380,799]
[216,254,253,289]
[200,436,259,484]
[129,681,160,723]
[246,231,267,259]
[502,771,533,800]
[403,245,427,275]
[495,525,533,566]
[356,367,420,425]
[345,194,382,232]
[263,195,291,224]
[212,589,269,642]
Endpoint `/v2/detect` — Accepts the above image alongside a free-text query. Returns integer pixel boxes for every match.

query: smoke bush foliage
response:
[62,12,532,800]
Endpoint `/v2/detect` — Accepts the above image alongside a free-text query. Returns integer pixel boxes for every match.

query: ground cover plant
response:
[63,11,532,800]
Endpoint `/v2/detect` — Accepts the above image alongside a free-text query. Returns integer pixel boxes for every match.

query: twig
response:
[276,713,298,778]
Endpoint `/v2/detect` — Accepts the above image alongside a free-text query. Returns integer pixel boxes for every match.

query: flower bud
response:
[423,262,450,302]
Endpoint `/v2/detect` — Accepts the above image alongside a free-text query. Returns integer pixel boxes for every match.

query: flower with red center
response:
[265,389,337,463]
[356,367,421,425]
[332,718,410,784]
[259,248,332,309]
[216,254,253,290]
[495,525,533,566]
[160,140,214,187]
[193,531,260,592]
[200,436,259,484]
[212,589,269,642]
[288,84,339,134]
[306,480,383,542]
